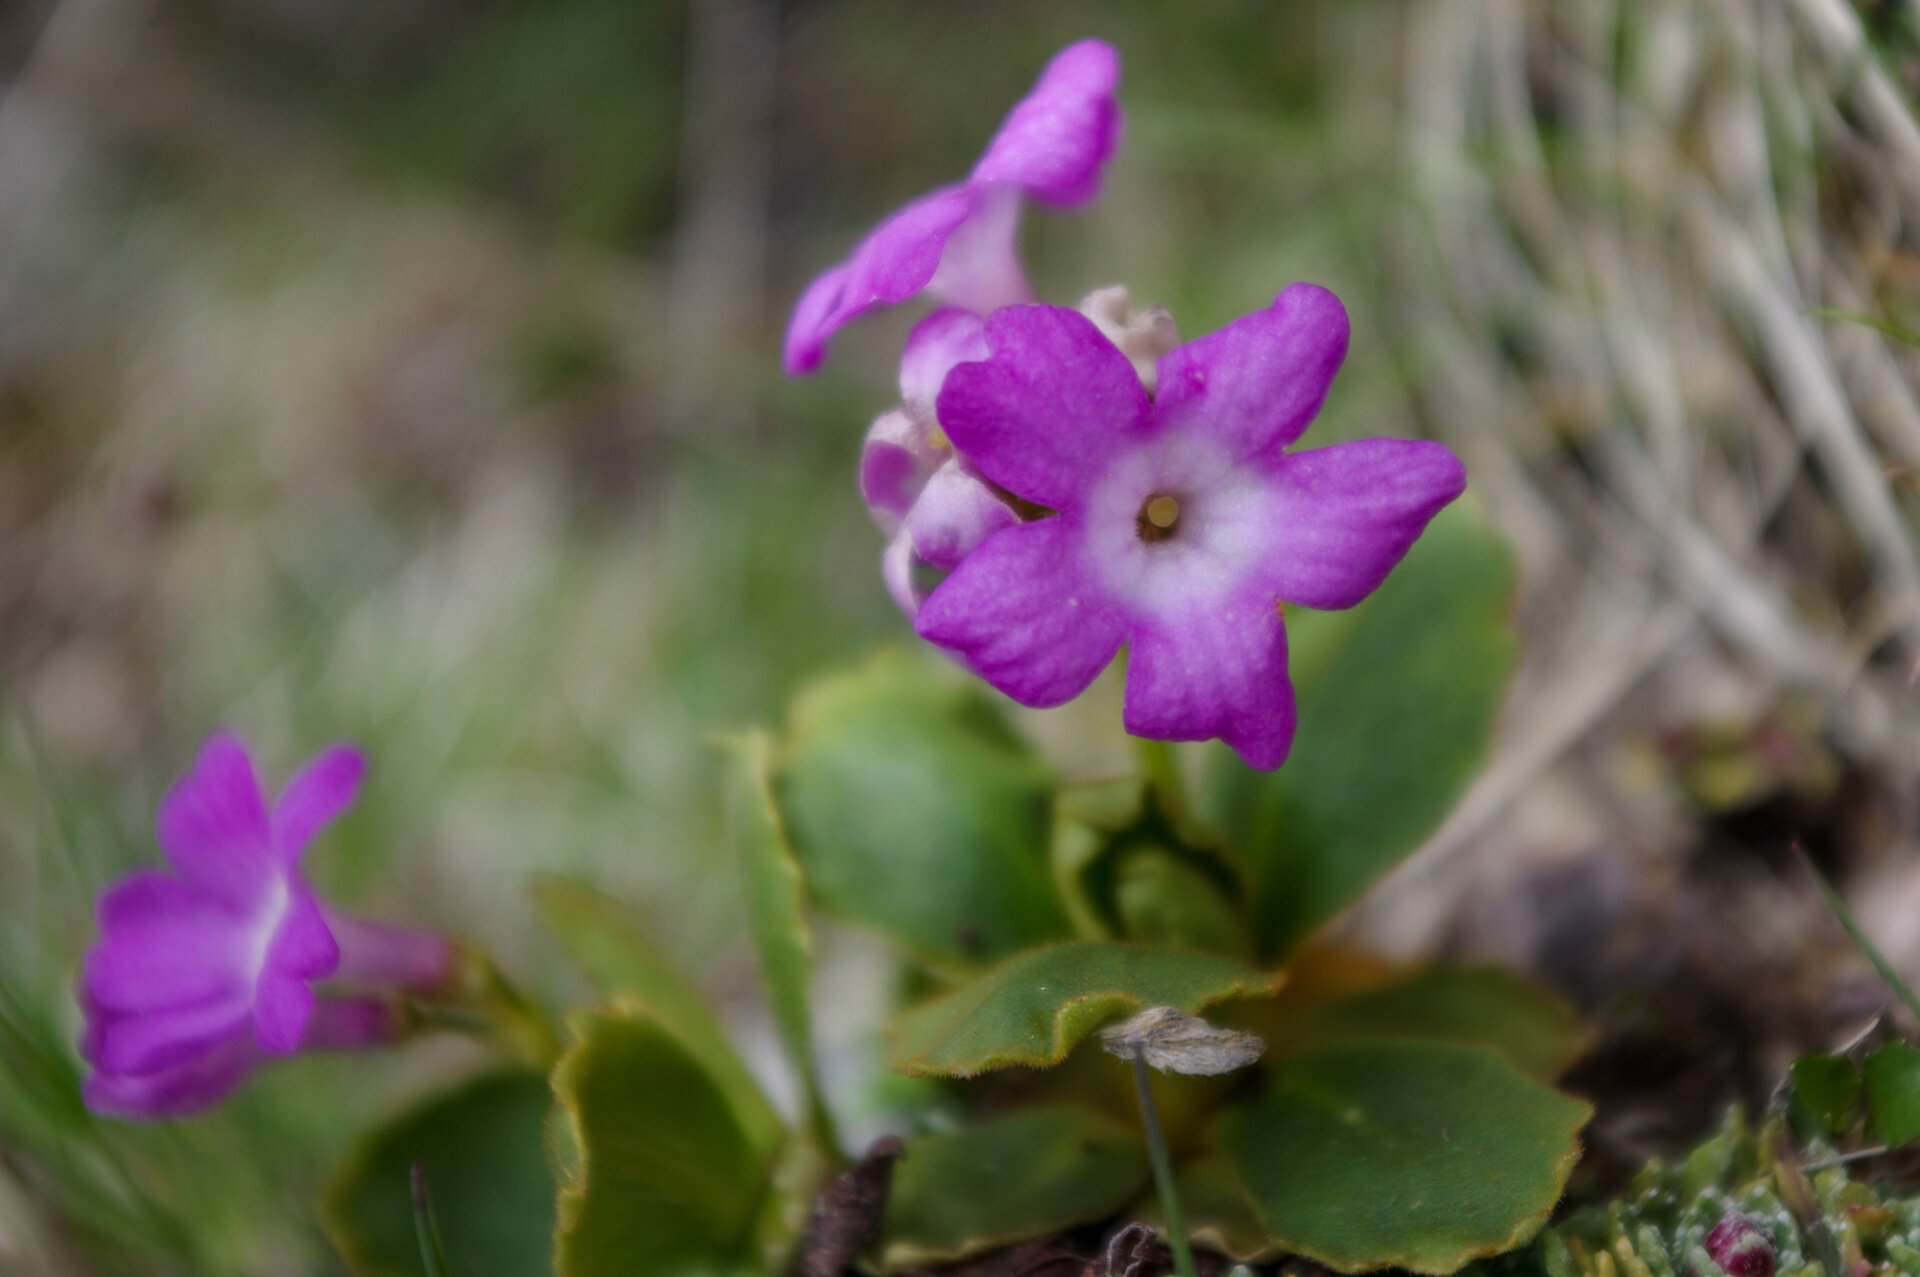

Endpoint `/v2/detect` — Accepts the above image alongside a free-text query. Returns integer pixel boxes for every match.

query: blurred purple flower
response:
[917,284,1466,770]
[80,733,452,1119]
[783,38,1122,375]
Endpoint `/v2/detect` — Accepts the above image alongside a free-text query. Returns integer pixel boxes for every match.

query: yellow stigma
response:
[1145,495,1181,529]
[927,426,951,451]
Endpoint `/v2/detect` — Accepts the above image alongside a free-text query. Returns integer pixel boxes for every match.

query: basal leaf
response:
[1220,1041,1589,1274]
[1864,1042,1920,1150]
[879,1105,1147,1269]
[888,941,1281,1077]
[717,730,831,1149]
[1051,779,1252,957]
[776,651,1069,971]
[1203,504,1518,960]
[1294,965,1592,1081]
[1110,844,1252,957]
[1051,779,1150,941]
[323,1070,554,1277]
[530,876,778,1147]
[551,1004,785,1277]
[1789,1053,1861,1136]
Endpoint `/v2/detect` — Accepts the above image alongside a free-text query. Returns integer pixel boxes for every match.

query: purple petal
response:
[922,183,1032,316]
[252,971,315,1056]
[937,305,1150,510]
[882,530,921,617]
[1258,439,1466,610]
[905,461,1019,569]
[155,733,272,906]
[782,185,976,376]
[89,994,251,1075]
[266,884,340,987]
[83,1025,258,1120]
[782,264,852,375]
[971,39,1123,207]
[1154,283,1350,459]
[1124,593,1298,771]
[916,517,1126,706]
[323,909,453,992]
[302,996,402,1050]
[85,872,249,1011]
[898,307,989,420]
[270,745,364,867]
[860,409,943,533]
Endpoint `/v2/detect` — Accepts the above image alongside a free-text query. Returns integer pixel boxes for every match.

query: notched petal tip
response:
[271,743,367,867]
[1260,438,1468,612]
[784,40,1125,368]
[1123,605,1298,772]
[1272,280,1350,330]
[972,38,1124,206]
[1151,281,1353,459]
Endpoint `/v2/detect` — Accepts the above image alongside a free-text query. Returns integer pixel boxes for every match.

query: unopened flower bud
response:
[1704,1211,1775,1277]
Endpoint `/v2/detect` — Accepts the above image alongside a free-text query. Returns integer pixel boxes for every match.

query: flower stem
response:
[438,945,563,1072]
[1132,736,1188,821]
[410,1164,451,1277]
[1797,843,1920,1026]
[1129,1051,1199,1277]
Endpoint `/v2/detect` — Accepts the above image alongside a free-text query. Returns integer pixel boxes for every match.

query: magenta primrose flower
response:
[81,733,453,1119]
[783,38,1121,375]
[916,285,1467,771]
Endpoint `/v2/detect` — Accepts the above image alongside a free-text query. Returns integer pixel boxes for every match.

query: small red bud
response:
[1705,1212,1776,1277]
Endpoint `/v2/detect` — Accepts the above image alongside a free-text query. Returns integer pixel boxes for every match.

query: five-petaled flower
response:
[81,733,453,1118]
[916,285,1466,770]
[783,38,1121,375]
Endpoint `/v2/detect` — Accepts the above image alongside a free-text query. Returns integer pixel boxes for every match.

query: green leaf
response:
[1219,1041,1590,1274]
[1110,843,1252,956]
[717,731,832,1150]
[1864,1042,1920,1149]
[529,876,778,1147]
[776,650,1070,971]
[1790,1053,1862,1135]
[1294,965,1592,1081]
[1203,504,1519,960]
[1051,779,1252,958]
[1808,307,1920,346]
[879,1105,1148,1268]
[888,940,1281,1077]
[551,1004,785,1277]
[323,1070,555,1277]
[1051,779,1150,941]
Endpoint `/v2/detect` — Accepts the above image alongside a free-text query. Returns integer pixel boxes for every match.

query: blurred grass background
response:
[2,0,1920,1272]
